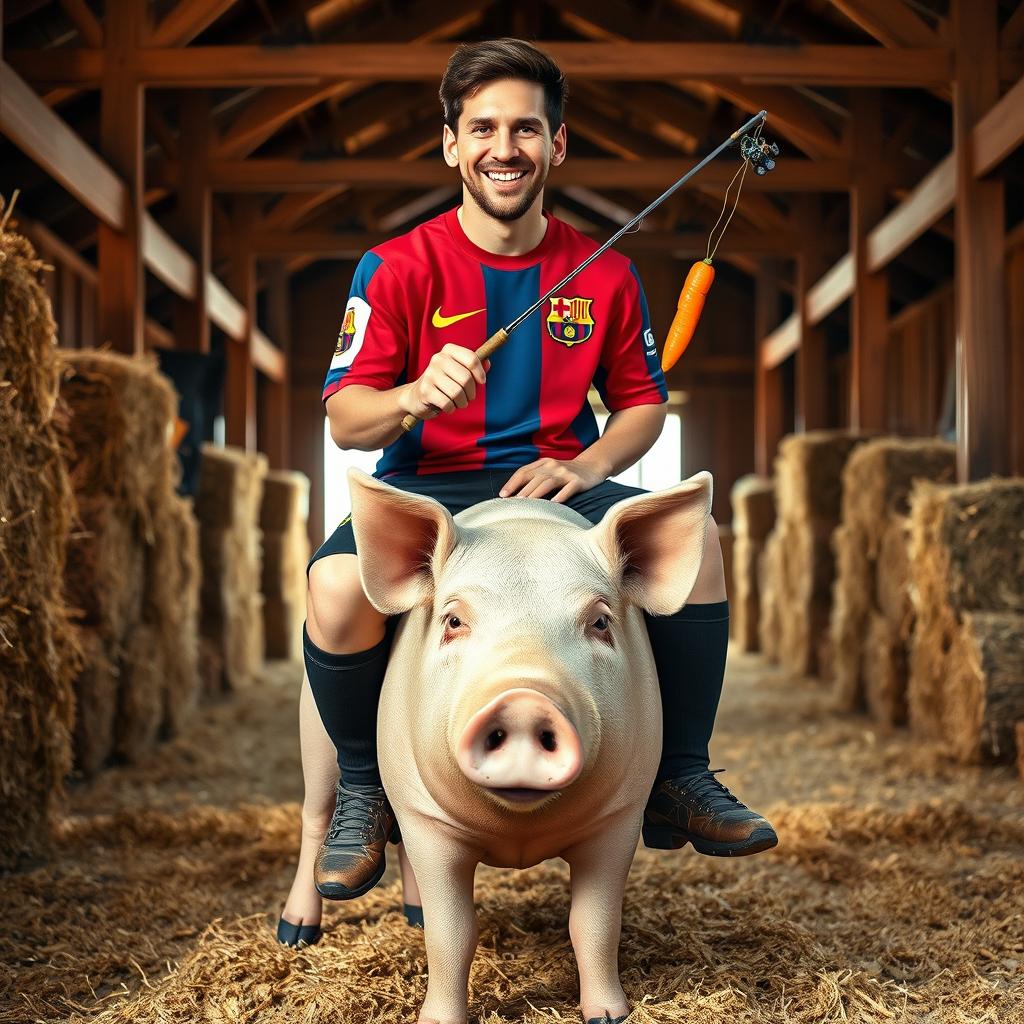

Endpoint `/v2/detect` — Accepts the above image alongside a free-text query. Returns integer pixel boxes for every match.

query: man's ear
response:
[550,122,567,167]
[442,123,459,168]
[587,472,713,615]
[348,469,457,614]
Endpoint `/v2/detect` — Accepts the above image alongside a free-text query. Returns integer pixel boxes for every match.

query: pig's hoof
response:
[275,917,322,948]
[403,903,424,928]
[584,1015,628,1023]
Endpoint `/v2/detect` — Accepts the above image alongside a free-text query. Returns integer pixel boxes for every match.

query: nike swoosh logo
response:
[432,306,485,329]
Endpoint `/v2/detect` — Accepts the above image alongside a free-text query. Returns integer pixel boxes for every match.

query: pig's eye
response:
[448,615,462,629]
[591,614,610,632]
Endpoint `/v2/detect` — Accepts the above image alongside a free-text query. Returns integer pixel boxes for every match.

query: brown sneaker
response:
[643,769,778,857]
[314,782,399,900]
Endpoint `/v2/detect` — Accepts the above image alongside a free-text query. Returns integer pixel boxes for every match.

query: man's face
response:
[443,78,566,223]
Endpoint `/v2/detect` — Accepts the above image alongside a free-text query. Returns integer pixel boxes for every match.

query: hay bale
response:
[842,438,956,559]
[0,211,79,867]
[196,446,267,690]
[264,596,303,661]
[64,494,144,646]
[830,524,871,712]
[116,625,163,763]
[908,480,1024,741]
[761,432,870,677]
[260,469,310,532]
[829,439,956,716]
[731,474,775,541]
[774,431,869,528]
[146,496,201,738]
[731,476,775,654]
[944,612,1024,763]
[59,350,191,766]
[58,351,177,541]
[732,536,762,652]
[71,628,118,777]
[862,611,908,727]
[875,516,913,633]
[758,531,785,662]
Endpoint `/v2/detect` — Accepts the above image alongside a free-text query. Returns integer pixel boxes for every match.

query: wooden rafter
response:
[214,0,489,160]
[7,43,958,87]
[828,0,942,49]
[149,0,240,48]
[186,157,852,191]
[57,0,102,47]
[0,60,284,378]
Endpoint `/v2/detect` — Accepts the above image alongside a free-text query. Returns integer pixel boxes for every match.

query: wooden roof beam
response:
[187,157,852,191]
[214,0,488,159]
[828,0,943,49]
[7,43,961,87]
[58,0,102,47]
[0,60,284,380]
[553,0,845,160]
[149,0,241,48]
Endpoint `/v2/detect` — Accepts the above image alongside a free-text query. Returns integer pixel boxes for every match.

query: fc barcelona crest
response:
[546,296,595,347]
[335,307,357,355]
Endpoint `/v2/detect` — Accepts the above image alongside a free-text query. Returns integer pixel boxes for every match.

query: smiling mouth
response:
[482,168,529,183]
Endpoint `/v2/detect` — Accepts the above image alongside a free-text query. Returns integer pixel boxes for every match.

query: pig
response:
[348,467,713,1024]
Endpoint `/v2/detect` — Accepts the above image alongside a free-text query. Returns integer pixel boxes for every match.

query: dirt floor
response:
[2,651,1023,1024]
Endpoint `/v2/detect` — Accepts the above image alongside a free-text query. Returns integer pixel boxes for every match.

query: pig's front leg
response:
[402,834,479,1024]
[563,823,640,1024]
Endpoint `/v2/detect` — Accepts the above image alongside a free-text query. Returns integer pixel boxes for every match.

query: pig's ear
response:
[347,469,457,614]
[589,471,713,615]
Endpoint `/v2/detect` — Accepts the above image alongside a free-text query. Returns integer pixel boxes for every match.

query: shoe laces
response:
[673,769,740,814]
[326,784,387,844]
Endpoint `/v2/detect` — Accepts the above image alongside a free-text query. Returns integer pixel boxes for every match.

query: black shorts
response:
[309,469,648,571]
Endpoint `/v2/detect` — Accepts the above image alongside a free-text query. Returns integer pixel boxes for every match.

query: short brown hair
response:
[439,38,567,135]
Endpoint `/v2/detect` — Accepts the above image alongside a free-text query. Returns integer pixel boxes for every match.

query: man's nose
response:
[491,128,518,161]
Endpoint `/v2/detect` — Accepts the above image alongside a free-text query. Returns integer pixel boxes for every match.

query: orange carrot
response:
[661,259,715,372]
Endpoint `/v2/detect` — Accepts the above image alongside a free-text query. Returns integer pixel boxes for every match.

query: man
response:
[277,37,776,949]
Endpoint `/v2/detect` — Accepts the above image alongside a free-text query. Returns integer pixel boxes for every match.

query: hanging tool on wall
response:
[401,110,779,433]
[661,122,780,372]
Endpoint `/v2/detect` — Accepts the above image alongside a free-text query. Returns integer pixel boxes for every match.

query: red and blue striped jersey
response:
[322,207,667,477]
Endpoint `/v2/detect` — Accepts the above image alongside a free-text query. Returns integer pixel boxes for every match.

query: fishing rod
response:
[401,108,776,433]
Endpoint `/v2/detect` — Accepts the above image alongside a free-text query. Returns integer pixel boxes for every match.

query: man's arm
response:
[500,402,667,502]
[327,344,489,451]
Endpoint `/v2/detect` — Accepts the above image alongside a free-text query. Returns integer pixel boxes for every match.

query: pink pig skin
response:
[348,469,712,1024]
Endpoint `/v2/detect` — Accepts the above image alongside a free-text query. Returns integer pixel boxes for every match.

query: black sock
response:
[302,622,393,789]
[644,600,729,782]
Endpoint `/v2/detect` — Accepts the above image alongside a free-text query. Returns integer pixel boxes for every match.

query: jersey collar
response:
[444,207,559,270]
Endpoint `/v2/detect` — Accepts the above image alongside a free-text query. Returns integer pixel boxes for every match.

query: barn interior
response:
[2,1,1024,1022]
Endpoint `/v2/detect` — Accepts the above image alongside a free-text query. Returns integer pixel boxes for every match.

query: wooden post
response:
[1007,243,1024,477]
[793,195,828,432]
[848,90,888,432]
[97,0,145,355]
[754,261,786,476]
[173,90,212,352]
[259,260,291,469]
[953,0,1007,481]
[225,197,257,452]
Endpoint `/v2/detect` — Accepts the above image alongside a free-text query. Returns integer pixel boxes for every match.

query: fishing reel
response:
[740,134,780,175]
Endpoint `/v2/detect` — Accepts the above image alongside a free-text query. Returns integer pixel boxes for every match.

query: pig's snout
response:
[455,688,583,803]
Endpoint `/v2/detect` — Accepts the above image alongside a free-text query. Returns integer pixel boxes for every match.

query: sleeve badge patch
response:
[330,296,372,370]
[546,296,594,347]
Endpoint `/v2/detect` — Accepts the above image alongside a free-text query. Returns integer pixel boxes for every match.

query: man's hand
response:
[401,344,489,421]
[499,456,609,503]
